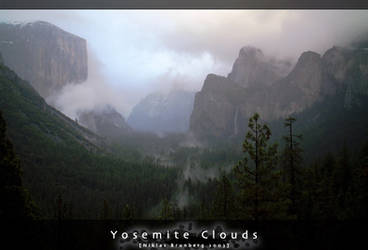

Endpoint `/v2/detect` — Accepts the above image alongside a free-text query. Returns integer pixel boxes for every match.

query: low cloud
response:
[2,10,368,117]
[47,49,135,119]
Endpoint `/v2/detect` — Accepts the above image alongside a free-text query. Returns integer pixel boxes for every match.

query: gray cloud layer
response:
[1,10,368,118]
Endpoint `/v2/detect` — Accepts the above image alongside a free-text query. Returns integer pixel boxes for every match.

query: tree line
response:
[159,113,368,220]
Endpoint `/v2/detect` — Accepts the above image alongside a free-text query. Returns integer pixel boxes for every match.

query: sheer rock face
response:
[227,46,292,88]
[268,51,325,117]
[0,21,88,98]
[127,90,195,134]
[190,74,247,138]
[190,46,368,140]
[78,105,132,139]
[322,46,368,108]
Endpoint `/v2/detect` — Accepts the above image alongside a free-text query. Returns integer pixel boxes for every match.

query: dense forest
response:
[159,113,368,220]
[1,50,368,250]
[1,50,368,222]
[0,62,180,219]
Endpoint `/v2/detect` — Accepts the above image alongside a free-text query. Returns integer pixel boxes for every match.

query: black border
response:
[0,0,368,9]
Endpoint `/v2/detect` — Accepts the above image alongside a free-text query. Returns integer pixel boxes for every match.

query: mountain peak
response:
[239,46,264,59]
[228,45,290,88]
[298,51,321,63]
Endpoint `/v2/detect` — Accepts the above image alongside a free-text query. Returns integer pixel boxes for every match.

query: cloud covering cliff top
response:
[1,10,368,117]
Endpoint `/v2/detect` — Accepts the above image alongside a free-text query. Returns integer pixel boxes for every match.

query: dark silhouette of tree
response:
[102,199,111,219]
[234,113,287,220]
[159,198,175,220]
[56,194,67,220]
[333,142,354,219]
[121,204,134,220]
[0,110,38,219]
[355,141,368,218]
[282,116,303,216]
[212,173,235,219]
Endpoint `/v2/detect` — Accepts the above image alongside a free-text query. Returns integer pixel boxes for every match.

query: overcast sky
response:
[1,10,368,118]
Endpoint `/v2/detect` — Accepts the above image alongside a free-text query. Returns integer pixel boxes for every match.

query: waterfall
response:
[234,107,239,135]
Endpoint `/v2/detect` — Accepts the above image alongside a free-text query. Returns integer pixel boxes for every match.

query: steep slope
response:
[0,21,87,98]
[294,92,368,159]
[0,61,102,156]
[190,74,248,138]
[322,46,368,108]
[128,90,195,134]
[78,105,132,138]
[0,60,179,219]
[0,110,38,219]
[190,45,368,141]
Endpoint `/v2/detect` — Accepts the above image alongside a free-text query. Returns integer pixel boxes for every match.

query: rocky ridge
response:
[190,45,368,140]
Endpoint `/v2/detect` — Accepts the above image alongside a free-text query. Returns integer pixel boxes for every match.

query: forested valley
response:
[1,57,367,220]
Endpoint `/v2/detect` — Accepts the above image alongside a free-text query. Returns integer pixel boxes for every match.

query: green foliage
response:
[234,113,288,220]
[1,59,368,221]
[159,199,180,220]
[211,174,235,219]
[121,204,135,220]
[0,62,180,219]
[281,116,303,216]
[0,111,39,219]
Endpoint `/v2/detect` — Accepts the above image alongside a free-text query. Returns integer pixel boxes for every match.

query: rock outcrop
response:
[190,46,368,140]
[190,74,247,138]
[127,90,195,134]
[228,46,292,88]
[78,105,132,138]
[0,21,88,98]
[322,46,368,108]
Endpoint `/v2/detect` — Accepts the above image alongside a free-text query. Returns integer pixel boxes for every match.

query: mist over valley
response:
[1,11,368,227]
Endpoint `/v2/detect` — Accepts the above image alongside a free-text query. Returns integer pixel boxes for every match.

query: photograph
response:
[1,7,367,250]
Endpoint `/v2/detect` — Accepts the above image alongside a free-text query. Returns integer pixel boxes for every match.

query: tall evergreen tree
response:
[234,113,286,220]
[333,142,354,219]
[212,173,235,219]
[355,141,368,218]
[282,116,303,216]
[121,204,134,220]
[0,110,38,219]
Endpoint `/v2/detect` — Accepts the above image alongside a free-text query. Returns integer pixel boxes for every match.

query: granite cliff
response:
[127,90,195,134]
[190,46,368,140]
[78,105,132,139]
[227,46,292,88]
[0,21,87,98]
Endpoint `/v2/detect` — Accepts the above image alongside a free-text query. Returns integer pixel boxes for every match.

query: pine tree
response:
[234,113,285,220]
[102,199,111,219]
[334,142,354,219]
[355,141,368,218]
[121,204,134,220]
[282,116,303,216]
[159,198,175,220]
[212,173,235,219]
[56,194,67,220]
[0,111,38,219]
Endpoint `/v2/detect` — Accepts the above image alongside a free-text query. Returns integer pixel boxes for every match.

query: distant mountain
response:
[190,45,368,141]
[127,90,195,134]
[0,59,180,219]
[0,21,87,98]
[78,105,132,139]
